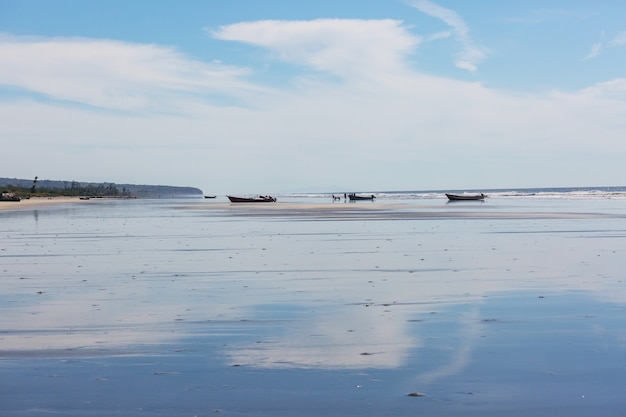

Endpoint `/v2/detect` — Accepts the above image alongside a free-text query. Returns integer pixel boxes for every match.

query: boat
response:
[348,193,375,201]
[1,192,21,202]
[227,195,276,203]
[204,195,216,199]
[445,193,486,201]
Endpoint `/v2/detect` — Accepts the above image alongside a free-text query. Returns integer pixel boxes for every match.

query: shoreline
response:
[0,196,88,210]
[181,200,624,220]
[3,197,624,221]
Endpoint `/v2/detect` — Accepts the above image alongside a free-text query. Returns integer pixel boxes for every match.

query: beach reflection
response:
[2,199,626,380]
[228,302,420,369]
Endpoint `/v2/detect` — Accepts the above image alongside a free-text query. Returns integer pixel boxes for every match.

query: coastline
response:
[4,196,623,221]
[182,200,624,221]
[0,196,87,211]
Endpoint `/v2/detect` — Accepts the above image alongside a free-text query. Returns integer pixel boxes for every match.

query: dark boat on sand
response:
[348,193,375,201]
[1,192,21,202]
[445,193,486,201]
[227,195,276,203]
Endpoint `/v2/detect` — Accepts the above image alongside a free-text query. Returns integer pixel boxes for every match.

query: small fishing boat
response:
[227,195,276,203]
[348,193,375,201]
[445,193,485,201]
[0,192,21,202]
[204,195,216,199]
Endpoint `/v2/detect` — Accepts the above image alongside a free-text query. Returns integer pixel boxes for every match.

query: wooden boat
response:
[348,193,375,201]
[1,192,21,202]
[227,195,276,203]
[445,193,485,201]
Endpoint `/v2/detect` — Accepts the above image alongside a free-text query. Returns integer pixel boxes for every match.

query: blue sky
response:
[2,0,626,193]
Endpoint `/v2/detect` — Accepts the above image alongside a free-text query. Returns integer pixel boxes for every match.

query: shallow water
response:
[2,198,626,416]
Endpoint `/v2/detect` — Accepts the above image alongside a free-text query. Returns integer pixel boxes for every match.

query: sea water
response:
[2,194,626,416]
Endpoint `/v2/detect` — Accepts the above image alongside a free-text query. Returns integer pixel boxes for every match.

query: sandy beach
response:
[2,196,626,416]
[0,196,89,211]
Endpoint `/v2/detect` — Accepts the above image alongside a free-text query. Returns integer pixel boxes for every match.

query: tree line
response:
[2,179,133,198]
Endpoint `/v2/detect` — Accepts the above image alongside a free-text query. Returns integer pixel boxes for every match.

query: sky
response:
[1,0,626,194]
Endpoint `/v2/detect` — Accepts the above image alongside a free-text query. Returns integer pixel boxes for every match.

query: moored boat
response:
[348,193,375,201]
[1,192,21,202]
[227,195,276,203]
[445,193,485,201]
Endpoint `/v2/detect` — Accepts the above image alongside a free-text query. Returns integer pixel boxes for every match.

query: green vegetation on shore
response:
[1,177,203,198]
[3,181,131,198]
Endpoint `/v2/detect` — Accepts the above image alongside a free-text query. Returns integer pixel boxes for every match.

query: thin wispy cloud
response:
[409,0,486,72]
[609,31,626,46]
[584,31,626,60]
[584,42,603,60]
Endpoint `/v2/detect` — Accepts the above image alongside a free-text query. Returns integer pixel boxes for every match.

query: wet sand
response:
[0,196,88,211]
[2,198,626,416]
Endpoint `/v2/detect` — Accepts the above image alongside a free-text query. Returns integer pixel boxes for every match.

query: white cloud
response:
[0,34,269,111]
[211,19,420,81]
[2,16,626,191]
[577,77,626,101]
[409,0,486,72]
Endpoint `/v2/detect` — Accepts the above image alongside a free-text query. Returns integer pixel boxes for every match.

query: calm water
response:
[285,185,626,200]
[2,197,626,416]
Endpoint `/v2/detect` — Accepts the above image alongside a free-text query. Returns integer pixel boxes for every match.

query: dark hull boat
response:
[348,193,375,201]
[227,195,276,203]
[1,193,21,202]
[445,193,485,201]
[204,195,216,199]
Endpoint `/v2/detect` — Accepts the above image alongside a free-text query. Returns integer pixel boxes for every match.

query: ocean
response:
[282,185,626,200]
[2,189,626,416]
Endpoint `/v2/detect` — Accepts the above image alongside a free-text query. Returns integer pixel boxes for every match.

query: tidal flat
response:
[2,197,626,416]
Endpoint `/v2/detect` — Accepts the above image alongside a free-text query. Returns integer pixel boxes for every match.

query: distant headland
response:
[1,177,203,199]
